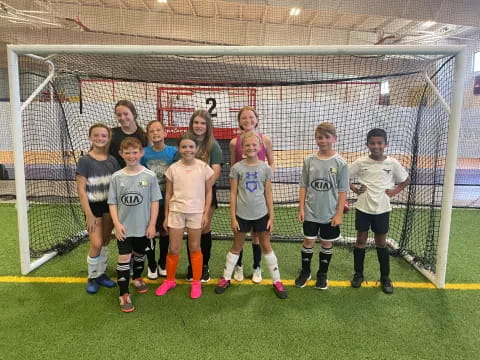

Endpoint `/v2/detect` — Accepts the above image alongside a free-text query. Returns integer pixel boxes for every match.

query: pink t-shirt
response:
[165,159,214,213]
[234,132,267,163]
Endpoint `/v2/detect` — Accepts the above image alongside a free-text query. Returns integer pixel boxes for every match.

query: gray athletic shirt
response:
[230,160,272,220]
[108,167,162,237]
[300,153,349,224]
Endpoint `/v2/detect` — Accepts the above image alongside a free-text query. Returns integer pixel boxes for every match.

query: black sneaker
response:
[294,270,311,288]
[215,277,231,294]
[380,276,394,294]
[201,265,210,283]
[351,272,364,288]
[315,272,328,290]
[186,266,193,281]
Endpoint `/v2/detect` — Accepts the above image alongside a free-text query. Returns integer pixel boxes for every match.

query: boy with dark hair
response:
[108,137,161,312]
[295,122,349,290]
[349,128,410,294]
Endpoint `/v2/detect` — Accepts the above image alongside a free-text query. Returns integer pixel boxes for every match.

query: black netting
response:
[17,52,455,274]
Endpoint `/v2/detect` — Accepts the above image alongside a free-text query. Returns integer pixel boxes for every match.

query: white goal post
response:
[7,45,466,288]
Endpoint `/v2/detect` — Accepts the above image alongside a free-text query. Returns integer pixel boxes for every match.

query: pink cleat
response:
[155,280,176,296]
[190,280,202,299]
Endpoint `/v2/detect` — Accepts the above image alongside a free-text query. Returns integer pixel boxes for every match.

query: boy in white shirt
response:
[349,128,410,294]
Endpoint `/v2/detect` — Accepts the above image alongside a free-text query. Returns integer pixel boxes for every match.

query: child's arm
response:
[298,187,306,223]
[263,134,275,172]
[386,176,411,197]
[229,138,237,168]
[331,191,347,227]
[76,174,96,233]
[147,201,159,239]
[350,183,367,195]
[109,204,126,241]
[265,179,274,232]
[229,178,240,232]
[211,164,222,184]
[202,176,214,229]
[163,178,173,232]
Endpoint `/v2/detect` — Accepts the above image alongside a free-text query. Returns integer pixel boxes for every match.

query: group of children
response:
[76,100,410,313]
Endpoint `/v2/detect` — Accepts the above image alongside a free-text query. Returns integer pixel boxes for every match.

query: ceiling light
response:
[289,8,301,16]
[157,0,168,4]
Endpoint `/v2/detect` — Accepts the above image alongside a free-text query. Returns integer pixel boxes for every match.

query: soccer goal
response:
[7,45,466,288]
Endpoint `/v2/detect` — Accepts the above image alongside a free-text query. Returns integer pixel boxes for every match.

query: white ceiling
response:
[0,0,479,48]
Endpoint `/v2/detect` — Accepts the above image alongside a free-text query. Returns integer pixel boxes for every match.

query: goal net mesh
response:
[16,51,454,274]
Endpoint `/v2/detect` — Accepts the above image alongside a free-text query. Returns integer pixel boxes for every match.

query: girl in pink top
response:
[228,106,275,283]
[155,133,214,299]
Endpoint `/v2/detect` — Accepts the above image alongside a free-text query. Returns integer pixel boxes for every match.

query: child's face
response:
[148,122,166,143]
[242,136,261,158]
[89,127,110,149]
[238,110,258,131]
[120,146,144,166]
[367,136,387,158]
[315,132,336,152]
[178,139,197,161]
[192,116,207,137]
[115,105,135,128]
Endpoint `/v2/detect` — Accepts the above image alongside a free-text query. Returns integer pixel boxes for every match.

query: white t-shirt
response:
[165,159,214,214]
[349,156,409,214]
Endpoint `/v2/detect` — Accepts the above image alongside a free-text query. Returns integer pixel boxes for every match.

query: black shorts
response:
[117,236,149,255]
[89,201,109,218]
[156,202,166,232]
[303,221,341,242]
[355,209,390,234]
[236,214,269,233]
[211,184,218,209]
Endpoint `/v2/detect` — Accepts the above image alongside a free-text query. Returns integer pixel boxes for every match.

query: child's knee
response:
[118,254,131,263]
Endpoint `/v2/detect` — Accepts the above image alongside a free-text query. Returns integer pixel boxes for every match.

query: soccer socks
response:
[132,254,146,279]
[223,252,240,280]
[318,247,333,274]
[158,235,169,269]
[87,255,100,279]
[200,232,212,266]
[236,249,243,267]
[264,251,281,283]
[145,238,157,272]
[99,246,109,275]
[301,247,314,273]
[117,262,130,295]
[252,243,262,269]
[166,253,180,281]
[376,246,390,277]
[353,247,366,274]
[190,250,203,282]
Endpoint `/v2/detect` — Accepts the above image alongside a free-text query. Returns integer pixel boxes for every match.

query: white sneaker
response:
[233,265,244,282]
[157,265,167,277]
[147,267,158,280]
[252,267,262,284]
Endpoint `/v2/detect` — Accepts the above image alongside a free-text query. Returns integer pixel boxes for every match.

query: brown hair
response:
[120,137,143,151]
[315,122,337,137]
[188,109,214,164]
[146,119,166,134]
[114,100,147,145]
[237,106,259,130]
[177,132,198,148]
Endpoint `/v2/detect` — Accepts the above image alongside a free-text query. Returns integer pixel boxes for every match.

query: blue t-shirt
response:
[141,145,177,203]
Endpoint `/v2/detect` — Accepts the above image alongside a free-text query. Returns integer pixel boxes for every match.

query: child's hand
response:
[201,214,209,230]
[146,224,156,240]
[331,214,343,227]
[297,209,304,223]
[231,219,240,233]
[163,219,169,232]
[266,217,274,233]
[355,184,367,194]
[385,188,397,197]
[86,214,97,233]
[115,224,126,241]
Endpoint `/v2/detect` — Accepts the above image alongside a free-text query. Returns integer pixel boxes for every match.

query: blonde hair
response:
[315,122,337,137]
[241,130,263,146]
